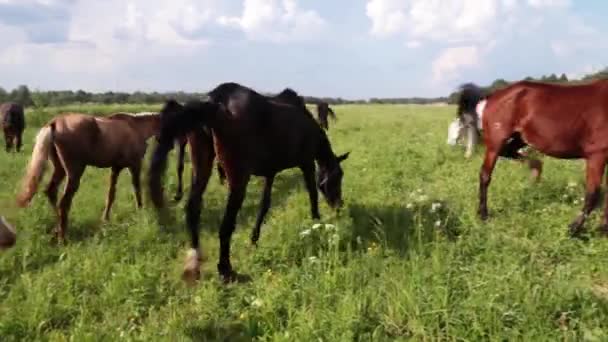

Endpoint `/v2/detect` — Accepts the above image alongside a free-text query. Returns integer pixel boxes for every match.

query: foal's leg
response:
[569,155,606,236]
[464,125,478,159]
[4,130,12,152]
[174,140,186,202]
[251,174,275,246]
[218,178,249,283]
[102,167,121,221]
[301,163,320,219]
[128,162,143,209]
[57,164,85,243]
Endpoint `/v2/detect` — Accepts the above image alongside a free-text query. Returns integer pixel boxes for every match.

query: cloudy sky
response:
[0,0,606,98]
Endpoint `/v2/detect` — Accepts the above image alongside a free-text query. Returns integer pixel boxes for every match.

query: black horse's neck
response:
[316,133,338,170]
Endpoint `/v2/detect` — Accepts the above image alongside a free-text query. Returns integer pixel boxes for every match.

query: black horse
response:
[0,103,25,152]
[148,82,349,283]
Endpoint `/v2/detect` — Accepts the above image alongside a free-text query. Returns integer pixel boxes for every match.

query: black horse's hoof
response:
[478,210,489,221]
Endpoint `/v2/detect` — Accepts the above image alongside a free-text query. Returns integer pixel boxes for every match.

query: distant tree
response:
[559,73,568,82]
[0,87,7,103]
[31,91,51,108]
[10,85,33,106]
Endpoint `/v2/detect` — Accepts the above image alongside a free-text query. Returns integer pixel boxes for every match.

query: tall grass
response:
[0,104,607,340]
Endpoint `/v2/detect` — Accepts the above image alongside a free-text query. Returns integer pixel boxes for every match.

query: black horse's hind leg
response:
[217,164,226,185]
[569,155,606,237]
[301,163,320,220]
[4,130,12,152]
[174,140,186,202]
[499,133,543,181]
[251,174,274,246]
[218,178,249,283]
[15,131,22,152]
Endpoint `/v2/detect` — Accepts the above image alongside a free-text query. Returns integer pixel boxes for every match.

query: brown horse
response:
[148,82,349,283]
[16,112,160,242]
[316,102,336,130]
[0,103,25,152]
[460,80,608,236]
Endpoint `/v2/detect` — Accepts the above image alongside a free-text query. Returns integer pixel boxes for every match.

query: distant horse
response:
[148,82,349,283]
[16,112,160,242]
[460,80,608,236]
[316,102,336,130]
[0,103,25,152]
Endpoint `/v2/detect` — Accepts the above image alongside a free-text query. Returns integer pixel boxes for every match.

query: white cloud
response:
[432,46,480,82]
[218,0,326,42]
[527,0,570,8]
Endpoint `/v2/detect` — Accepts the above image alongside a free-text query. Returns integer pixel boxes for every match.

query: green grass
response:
[1,104,608,341]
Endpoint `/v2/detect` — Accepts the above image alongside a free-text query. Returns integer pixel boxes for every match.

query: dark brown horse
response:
[460,80,608,236]
[0,103,25,152]
[170,88,305,201]
[16,112,160,242]
[316,102,336,130]
[148,82,349,283]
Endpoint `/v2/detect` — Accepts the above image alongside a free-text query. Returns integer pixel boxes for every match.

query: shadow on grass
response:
[348,200,461,256]
[185,322,251,342]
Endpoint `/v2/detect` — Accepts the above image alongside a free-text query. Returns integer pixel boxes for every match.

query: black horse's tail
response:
[148,99,218,208]
[457,83,484,119]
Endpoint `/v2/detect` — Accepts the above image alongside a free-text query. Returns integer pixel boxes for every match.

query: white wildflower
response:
[435,220,441,227]
[418,195,429,202]
[568,181,577,188]
[308,256,318,263]
[324,224,336,231]
[431,202,442,213]
[312,223,322,230]
[299,229,311,237]
[406,203,413,209]
[251,298,264,308]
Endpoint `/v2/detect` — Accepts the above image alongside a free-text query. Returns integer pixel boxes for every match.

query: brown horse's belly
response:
[520,132,584,159]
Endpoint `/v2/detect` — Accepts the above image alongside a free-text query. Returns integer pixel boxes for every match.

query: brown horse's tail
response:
[16,123,55,207]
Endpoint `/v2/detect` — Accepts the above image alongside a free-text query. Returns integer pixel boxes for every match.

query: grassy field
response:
[1,103,608,341]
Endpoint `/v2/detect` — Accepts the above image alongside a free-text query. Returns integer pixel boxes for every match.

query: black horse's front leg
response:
[218,179,248,283]
[251,175,275,246]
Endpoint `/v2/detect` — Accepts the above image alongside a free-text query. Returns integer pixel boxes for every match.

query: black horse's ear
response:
[337,152,350,163]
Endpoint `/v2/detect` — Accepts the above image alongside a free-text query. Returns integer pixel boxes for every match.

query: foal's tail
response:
[16,123,55,207]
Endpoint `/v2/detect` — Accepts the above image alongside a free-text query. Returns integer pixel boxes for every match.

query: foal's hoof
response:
[568,223,587,240]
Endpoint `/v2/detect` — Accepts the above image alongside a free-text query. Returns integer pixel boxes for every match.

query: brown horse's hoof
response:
[568,221,587,239]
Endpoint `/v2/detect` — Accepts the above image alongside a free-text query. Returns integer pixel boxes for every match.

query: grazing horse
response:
[16,112,160,242]
[169,88,304,201]
[0,103,25,152]
[148,82,349,283]
[316,102,336,130]
[460,80,608,236]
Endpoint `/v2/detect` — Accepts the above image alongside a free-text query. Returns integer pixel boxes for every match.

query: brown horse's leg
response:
[568,156,605,236]
[251,174,275,246]
[57,165,84,243]
[44,151,66,211]
[102,167,121,221]
[128,163,142,209]
[174,140,186,202]
[217,164,226,185]
[478,148,499,220]
[301,162,320,220]
[218,178,249,283]
[182,133,215,284]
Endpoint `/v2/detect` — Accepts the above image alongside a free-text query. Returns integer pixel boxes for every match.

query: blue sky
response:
[0,0,606,99]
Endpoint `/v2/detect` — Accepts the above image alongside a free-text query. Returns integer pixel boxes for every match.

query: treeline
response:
[0,86,363,108]
[447,67,608,103]
[1,67,607,107]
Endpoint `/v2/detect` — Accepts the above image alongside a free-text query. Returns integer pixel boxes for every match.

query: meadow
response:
[1,103,608,341]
